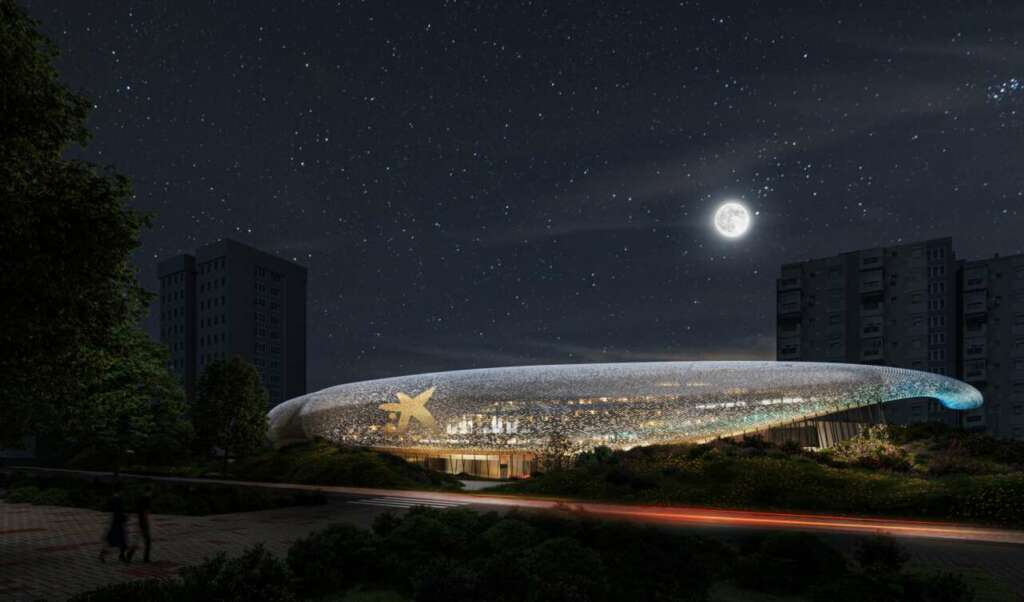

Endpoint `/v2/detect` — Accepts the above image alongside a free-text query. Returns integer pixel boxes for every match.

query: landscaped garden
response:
[63,439,463,491]
[67,506,977,602]
[496,424,1024,527]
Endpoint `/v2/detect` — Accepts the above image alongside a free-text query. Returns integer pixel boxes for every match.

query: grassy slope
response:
[225,440,463,490]
[493,430,1024,526]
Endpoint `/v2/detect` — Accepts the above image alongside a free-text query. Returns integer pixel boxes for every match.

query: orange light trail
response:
[20,467,1024,545]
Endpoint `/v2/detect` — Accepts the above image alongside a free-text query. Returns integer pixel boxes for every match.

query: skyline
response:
[24,1,1024,389]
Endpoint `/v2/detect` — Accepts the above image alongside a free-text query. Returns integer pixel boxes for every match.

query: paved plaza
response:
[2,490,1024,601]
[0,494,462,601]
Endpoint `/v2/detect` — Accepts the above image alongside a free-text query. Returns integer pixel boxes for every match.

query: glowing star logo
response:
[379,387,437,433]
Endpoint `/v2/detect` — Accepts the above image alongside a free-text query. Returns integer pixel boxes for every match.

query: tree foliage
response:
[62,321,191,468]
[0,0,150,445]
[193,357,269,458]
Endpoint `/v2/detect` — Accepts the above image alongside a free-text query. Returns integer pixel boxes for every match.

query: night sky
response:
[24,1,1024,390]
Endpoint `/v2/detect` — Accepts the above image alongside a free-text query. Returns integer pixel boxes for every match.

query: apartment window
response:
[928,298,944,310]
[928,282,944,294]
[928,332,945,345]
[928,348,945,361]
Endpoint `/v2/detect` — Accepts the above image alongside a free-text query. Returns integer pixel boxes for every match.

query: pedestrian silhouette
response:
[137,483,153,562]
[98,482,134,563]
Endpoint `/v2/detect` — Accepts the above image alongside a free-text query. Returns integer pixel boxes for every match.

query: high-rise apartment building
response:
[158,239,307,407]
[777,237,960,427]
[959,254,1024,439]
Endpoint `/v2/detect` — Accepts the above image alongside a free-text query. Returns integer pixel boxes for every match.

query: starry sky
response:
[24,1,1024,390]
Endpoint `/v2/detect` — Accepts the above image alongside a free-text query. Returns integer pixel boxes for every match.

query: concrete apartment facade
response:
[959,255,1024,438]
[158,239,307,407]
[776,237,1011,433]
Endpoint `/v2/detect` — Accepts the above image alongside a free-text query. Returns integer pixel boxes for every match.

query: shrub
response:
[287,524,382,597]
[411,559,484,602]
[519,537,609,602]
[179,545,294,602]
[831,426,911,472]
[229,440,462,490]
[734,533,846,594]
[854,536,909,575]
[902,571,975,602]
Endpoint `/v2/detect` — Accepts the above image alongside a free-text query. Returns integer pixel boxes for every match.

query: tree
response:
[61,322,192,472]
[1,0,150,445]
[537,426,577,472]
[192,357,269,459]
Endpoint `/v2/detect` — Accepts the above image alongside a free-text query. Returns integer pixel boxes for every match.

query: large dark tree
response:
[64,320,192,471]
[0,0,157,446]
[193,357,270,459]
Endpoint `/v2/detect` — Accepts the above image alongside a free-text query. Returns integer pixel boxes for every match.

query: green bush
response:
[520,537,608,602]
[178,544,294,601]
[495,436,1024,526]
[831,426,912,472]
[734,533,846,594]
[70,545,293,602]
[854,536,909,575]
[902,571,975,602]
[288,524,381,597]
[229,440,462,490]
[70,508,978,602]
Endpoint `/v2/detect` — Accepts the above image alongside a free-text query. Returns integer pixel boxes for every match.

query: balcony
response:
[859,250,883,271]
[964,360,987,383]
[778,291,802,317]
[859,301,884,317]
[964,291,988,316]
[778,337,800,360]
[859,269,884,294]
[964,338,987,360]
[965,320,988,338]
[860,338,884,361]
[777,276,802,292]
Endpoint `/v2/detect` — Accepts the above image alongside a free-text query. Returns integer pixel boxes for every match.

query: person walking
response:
[99,482,132,563]
[137,484,153,562]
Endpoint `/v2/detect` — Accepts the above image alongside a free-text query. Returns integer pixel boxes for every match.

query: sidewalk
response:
[0,500,384,601]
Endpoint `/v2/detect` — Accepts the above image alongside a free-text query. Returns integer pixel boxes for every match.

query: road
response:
[13,466,1024,545]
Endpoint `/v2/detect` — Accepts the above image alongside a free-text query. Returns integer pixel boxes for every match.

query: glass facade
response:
[268,361,982,477]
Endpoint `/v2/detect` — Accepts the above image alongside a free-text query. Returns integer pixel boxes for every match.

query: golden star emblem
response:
[379,387,437,432]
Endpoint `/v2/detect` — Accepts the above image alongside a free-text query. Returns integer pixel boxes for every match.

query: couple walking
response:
[98,482,153,563]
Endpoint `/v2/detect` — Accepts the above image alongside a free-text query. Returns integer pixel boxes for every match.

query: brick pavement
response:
[0,499,389,601]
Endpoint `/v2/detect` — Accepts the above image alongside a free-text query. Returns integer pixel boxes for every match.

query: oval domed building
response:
[267,361,982,478]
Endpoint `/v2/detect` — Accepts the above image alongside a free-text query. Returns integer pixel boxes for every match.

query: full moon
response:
[713,201,752,238]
